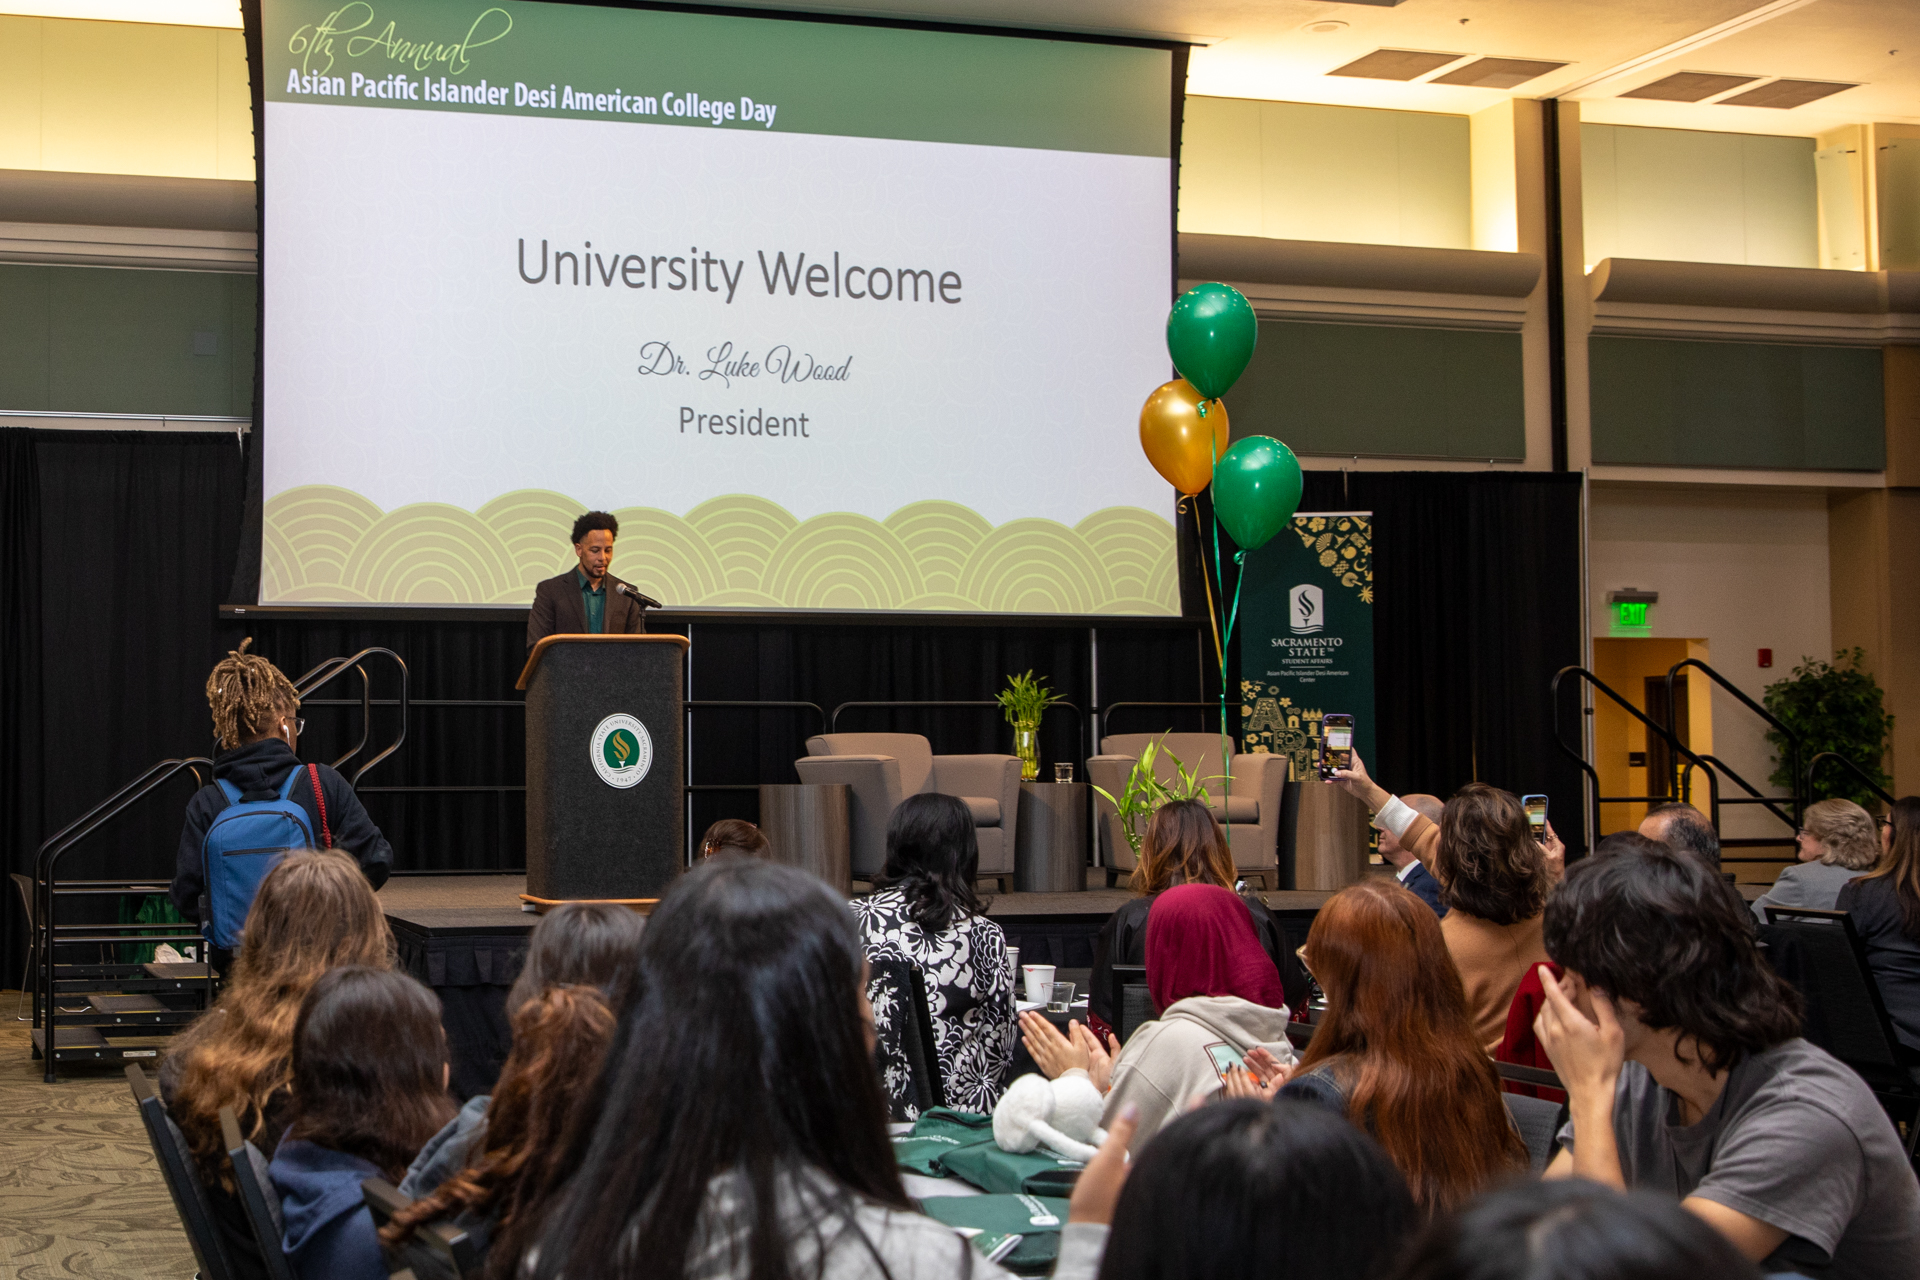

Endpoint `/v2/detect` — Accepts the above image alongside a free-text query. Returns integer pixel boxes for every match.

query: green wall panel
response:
[1226,319,1525,460]
[0,264,256,416]
[1590,335,1884,471]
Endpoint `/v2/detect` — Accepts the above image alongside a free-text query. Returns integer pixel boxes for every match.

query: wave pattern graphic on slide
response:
[263,487,1177,613]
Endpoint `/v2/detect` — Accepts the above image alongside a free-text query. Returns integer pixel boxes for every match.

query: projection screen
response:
[257,0,1178,612]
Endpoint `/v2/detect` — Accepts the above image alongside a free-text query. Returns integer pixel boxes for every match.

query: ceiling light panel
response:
[1327,49,1470,82]
[1718,79,1858,108]
[1431,58,1570,89]
[1618,71,1761,102]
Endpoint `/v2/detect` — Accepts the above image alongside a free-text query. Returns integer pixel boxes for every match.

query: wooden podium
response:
[516,634,689,904]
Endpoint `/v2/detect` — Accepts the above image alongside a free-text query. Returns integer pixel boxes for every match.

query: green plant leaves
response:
[1763,647,1893,807]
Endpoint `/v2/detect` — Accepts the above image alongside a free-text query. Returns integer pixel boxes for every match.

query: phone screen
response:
[1523,794,1549,837]
[1319,714,1354,780]
[1206,1042,1247,1081]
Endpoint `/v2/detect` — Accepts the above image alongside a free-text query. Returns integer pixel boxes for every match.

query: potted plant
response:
[995,670,1060,781]
[1091,734,1221,860]
[1763,647,1894,808]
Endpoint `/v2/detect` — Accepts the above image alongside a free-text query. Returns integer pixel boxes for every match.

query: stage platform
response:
[380,872,1335,1098]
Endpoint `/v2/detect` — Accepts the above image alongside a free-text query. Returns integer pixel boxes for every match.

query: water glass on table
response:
[1046,981,1076,1013]
[1053,763,1074,784]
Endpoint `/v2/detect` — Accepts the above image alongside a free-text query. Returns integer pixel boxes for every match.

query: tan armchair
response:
[1087,733,1288,889]
[794,733,1022,889]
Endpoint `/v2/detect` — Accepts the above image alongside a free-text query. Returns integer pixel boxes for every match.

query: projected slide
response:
[258,0,1177,612]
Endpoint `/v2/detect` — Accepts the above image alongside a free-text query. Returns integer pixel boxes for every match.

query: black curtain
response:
[2,430,246,987]
[1295,471,1588,851]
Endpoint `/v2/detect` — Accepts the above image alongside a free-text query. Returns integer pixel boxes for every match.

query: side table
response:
[758,782,851,893]
[1015,781,1088,893]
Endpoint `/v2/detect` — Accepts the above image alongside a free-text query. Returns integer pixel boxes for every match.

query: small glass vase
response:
[1014,720,1040,781]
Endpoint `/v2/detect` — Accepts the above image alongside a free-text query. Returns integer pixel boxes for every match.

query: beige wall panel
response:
[1259,101,1405,246]
[10,17,249,180]
[0,17,46,171]
[1177,95,1262,237]
[215,26,255,181]
[1589,485,1831,843]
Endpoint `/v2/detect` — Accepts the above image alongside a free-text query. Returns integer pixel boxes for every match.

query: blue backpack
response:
[201,768,317,951]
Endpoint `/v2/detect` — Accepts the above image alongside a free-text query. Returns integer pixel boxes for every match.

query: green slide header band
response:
[262,0,1172,156]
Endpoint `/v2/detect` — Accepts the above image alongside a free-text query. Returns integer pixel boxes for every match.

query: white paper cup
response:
[1023,964,1055,1004]
[1007,947,1020,980]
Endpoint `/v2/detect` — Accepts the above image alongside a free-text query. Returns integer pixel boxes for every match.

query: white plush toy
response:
[992,1072,1108,1163]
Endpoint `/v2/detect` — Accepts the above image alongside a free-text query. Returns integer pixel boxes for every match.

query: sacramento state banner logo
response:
[590,714,653,789]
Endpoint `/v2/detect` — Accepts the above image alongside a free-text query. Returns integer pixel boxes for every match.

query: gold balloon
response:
[1138,379,1229,495]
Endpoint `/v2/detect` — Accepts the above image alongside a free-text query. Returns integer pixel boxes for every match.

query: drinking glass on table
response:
[1054,763,1074,784]
[1046,981,1076,1013]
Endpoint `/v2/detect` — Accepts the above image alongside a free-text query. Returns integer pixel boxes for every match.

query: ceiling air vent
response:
[1619,71,1758,102]
[1431,57,1569,89]
[1327,49,1467,81]
[1719,79,1857,108]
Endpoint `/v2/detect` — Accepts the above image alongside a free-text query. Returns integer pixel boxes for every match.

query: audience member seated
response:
[518,855,1113,1280]
[1493,831,1671,1100]
[380,985,616,1276]
[171,643,392,924]
[1638,802,1721,875]
[698,818,771,859]
[1536,845,1920,1276]
[1021,883,1293,1152]
[1751,797,1881,921]
[269,967,458,1280]
[1835,794,1920,1054]
[852,792,1015,1115]
[1379,793,1447,917]
[1391,1177,1762,1280]
[159,850,394,1280]
[1231,879,1526,1214]
[1332,755,1552,1054]
[398,901,643,1202]
[1088,799,1308,1038]
[1096,1099,1417,1280]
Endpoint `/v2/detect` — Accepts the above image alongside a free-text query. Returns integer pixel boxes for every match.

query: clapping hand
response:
[1020,1010,1089,1079]
[1066,1106,1138,1225]
[1220,1046,1293,1102]
[1070,1020,1121,1093]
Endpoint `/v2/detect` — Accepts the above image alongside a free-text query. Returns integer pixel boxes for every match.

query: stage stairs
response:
[26,648,408,1081]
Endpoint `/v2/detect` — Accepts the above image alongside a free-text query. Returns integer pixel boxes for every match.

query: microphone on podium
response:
[616,582,663,610]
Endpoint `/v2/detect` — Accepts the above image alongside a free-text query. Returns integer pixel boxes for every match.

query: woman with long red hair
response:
[1237,878,1526,1213]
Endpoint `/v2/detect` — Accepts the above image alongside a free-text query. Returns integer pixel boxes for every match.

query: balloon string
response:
[1206,438,1233,791]
[1225,550,1247,642]
[1196,501,1223,666]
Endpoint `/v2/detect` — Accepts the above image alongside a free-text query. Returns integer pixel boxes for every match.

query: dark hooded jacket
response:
[170,737,392,918]
[268,1138,388,1280]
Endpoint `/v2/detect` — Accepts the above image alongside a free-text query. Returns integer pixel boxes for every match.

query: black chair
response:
[362,1176,483,1280]
[219,1105,295,1280]
[1502,1091,1567,1175]
[128,1063,238,1280]
[866,958,946,1119]
[1106,964,1153,1044]
[1761,906,1920,1160]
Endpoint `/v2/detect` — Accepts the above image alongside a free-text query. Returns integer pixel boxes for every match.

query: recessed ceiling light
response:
[1328,49,1470,81]
[1619,71,1760,102]
[1431,57,1570,89]
[1718,79,1858,108]
[1302,20,1349,34]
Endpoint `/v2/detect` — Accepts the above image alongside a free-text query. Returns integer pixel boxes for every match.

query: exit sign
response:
[1614,600,1649,628]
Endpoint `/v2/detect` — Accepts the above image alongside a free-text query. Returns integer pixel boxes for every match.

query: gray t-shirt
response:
[1559,1038,1920,1278]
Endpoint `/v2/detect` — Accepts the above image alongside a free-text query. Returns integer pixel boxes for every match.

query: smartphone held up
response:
[1319,714,1354,781]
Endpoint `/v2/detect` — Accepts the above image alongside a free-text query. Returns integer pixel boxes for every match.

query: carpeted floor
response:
[0,1001,194,1280]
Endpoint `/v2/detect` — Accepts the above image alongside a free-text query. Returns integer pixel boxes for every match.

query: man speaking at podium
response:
[527,511,657,648]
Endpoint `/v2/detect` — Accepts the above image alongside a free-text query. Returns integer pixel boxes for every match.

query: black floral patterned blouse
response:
[852,887,1016,1118]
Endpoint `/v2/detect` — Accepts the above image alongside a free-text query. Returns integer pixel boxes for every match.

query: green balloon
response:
[1211,436,1302,552]
[1166,283,1258,400]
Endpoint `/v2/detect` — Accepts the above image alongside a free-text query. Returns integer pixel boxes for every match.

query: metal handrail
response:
[1664,659,1802,830]
[1805,751,1896,810]
[291,647,409,786]
[32,756,211,1081]
[689,700,828,737]
[1099,700,1225,737]
[1551,666,1722,845]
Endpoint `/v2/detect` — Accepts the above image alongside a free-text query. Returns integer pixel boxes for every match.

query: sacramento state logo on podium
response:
[590,714,653,789]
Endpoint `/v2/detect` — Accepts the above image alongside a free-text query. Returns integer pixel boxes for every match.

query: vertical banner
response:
[1237,513,1374,782]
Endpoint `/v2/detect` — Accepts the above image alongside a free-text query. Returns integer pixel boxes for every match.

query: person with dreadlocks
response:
[170,640,393,927]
